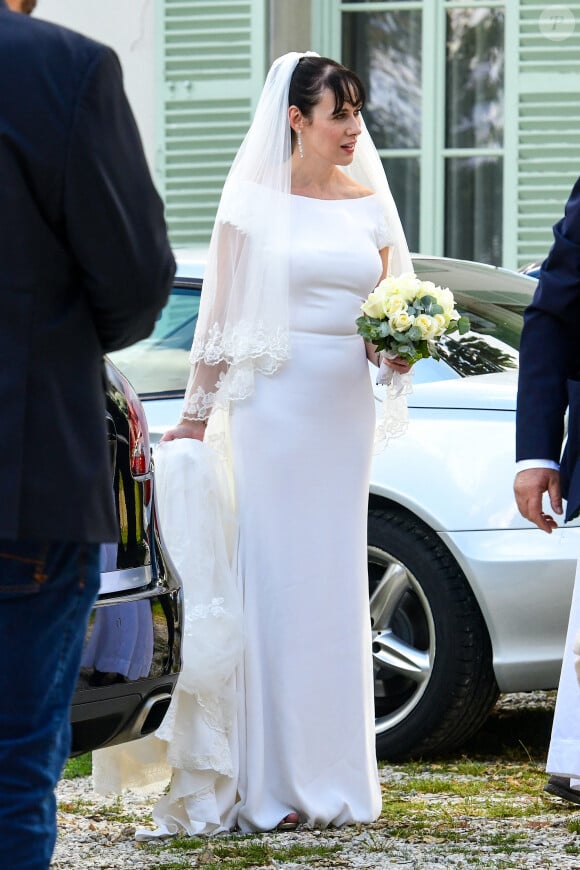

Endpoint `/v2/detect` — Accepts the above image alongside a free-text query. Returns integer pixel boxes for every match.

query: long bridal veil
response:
[92,437,243,836]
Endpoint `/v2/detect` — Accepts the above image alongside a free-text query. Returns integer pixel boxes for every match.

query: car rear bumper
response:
[70,578,181,756]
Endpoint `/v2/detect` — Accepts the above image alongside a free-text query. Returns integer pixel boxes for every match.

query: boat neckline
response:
[289,192,377,202]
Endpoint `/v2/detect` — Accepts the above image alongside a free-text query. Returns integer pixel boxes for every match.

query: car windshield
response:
[108,272,534,397]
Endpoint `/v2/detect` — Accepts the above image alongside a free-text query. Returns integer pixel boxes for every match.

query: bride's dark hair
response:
[288,56,366,150]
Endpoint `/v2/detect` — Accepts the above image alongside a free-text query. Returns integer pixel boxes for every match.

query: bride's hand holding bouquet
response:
[356,272,469,369]
[356,273,470,443]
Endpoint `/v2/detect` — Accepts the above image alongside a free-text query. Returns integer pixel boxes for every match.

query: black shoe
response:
[544,775,580,805]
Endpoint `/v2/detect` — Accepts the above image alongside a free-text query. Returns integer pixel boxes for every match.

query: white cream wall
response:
[36,0,158,179]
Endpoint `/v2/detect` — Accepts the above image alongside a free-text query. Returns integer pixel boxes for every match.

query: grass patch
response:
[402,776,484,796]
[58,796,93,815]
[151,864,193,870]
[399,765,546,800]
[275,843,342,860]
[89,795,139,824]
[62,753,92,780]
[166,838,343,869]
[176,841,268,870]
[565,843,580,855]
[168,836,208,851]
[474,798,547,820]
[377,765,554,851]
[59,793,136,825]
[482,831,526,848]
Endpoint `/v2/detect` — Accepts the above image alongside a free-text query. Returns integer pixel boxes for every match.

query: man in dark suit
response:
[0,3,175,866]
[515,176,580,805]
[515,177,580,531]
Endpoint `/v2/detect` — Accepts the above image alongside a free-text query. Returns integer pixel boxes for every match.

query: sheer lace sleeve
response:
[181,227,240,423]
[180,183,291,423]
[177,53,305,424]
[181,222,242,422]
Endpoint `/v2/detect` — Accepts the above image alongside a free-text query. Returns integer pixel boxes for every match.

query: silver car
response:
[110,251,577,760]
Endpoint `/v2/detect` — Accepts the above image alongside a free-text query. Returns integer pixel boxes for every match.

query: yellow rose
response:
[418,279,437,297]
[361,290,385,319]
[393,273,420,303]
[432,285,456,317]
[390,311,415,332]
[384,295,406,316]
[433,313,448,334]
[376,273,419,304]
[374,278,395,301]
[415,314,438,339]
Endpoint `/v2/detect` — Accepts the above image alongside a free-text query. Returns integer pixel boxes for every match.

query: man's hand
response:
[514,467,563,533]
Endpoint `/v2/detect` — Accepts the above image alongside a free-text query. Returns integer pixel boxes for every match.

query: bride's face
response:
[300,87,362,166]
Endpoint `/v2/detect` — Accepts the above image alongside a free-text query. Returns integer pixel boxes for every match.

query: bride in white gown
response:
[95,52,413,836]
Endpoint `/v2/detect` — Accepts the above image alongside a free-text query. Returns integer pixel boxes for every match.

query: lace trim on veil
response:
[183,322,290,421]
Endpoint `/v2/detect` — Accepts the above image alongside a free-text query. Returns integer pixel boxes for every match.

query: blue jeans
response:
[0,541,100,870]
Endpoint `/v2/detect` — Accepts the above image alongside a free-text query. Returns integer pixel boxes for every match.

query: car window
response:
[109,285,200,397]
[437,292,522,377]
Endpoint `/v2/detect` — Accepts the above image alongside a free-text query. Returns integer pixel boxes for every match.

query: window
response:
[445,7,504,264]
[342,5,422,252]
[340,1,505,264]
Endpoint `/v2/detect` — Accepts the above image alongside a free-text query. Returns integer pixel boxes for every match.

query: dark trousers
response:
[0,541,100,870]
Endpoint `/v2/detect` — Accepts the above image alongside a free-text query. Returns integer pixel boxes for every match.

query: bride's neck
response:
[291,156,339,198]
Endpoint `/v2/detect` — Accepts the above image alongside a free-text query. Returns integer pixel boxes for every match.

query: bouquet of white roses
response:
[356,272,469,365]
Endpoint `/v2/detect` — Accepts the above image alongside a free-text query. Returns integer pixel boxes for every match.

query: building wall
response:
[37,0,158,179]
[34,1,580,267]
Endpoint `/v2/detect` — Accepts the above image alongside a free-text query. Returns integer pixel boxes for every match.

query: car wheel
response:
[368,505,499,760]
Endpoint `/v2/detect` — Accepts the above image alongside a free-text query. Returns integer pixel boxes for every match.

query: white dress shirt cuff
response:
[515,459,560,472]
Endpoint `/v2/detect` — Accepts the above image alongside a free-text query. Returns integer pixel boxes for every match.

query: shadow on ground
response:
[446,691,557,763]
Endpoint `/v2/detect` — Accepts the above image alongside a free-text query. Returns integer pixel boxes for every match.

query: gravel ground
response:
[51,692,580,869]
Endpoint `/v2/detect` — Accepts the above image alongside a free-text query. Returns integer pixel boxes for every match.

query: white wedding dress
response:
[227,193,388,831]
[93,193,389,834]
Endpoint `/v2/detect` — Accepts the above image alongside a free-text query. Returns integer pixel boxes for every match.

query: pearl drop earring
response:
[297,129,304,159]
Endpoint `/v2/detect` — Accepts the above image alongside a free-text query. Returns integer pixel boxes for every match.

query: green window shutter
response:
[161,0,266,246]
[516,0,580,267]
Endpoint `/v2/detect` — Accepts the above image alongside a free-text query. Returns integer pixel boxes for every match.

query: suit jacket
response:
[0,3,175,541]
[516,175,580,521]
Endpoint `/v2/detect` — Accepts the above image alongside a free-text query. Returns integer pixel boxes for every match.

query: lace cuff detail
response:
[182,323,290,422]
[190,320,290,367]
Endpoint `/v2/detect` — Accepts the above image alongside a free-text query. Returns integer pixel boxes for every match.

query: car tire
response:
[368,504,499,760]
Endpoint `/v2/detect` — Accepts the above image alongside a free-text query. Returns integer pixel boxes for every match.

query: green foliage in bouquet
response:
[356,274,470,366]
